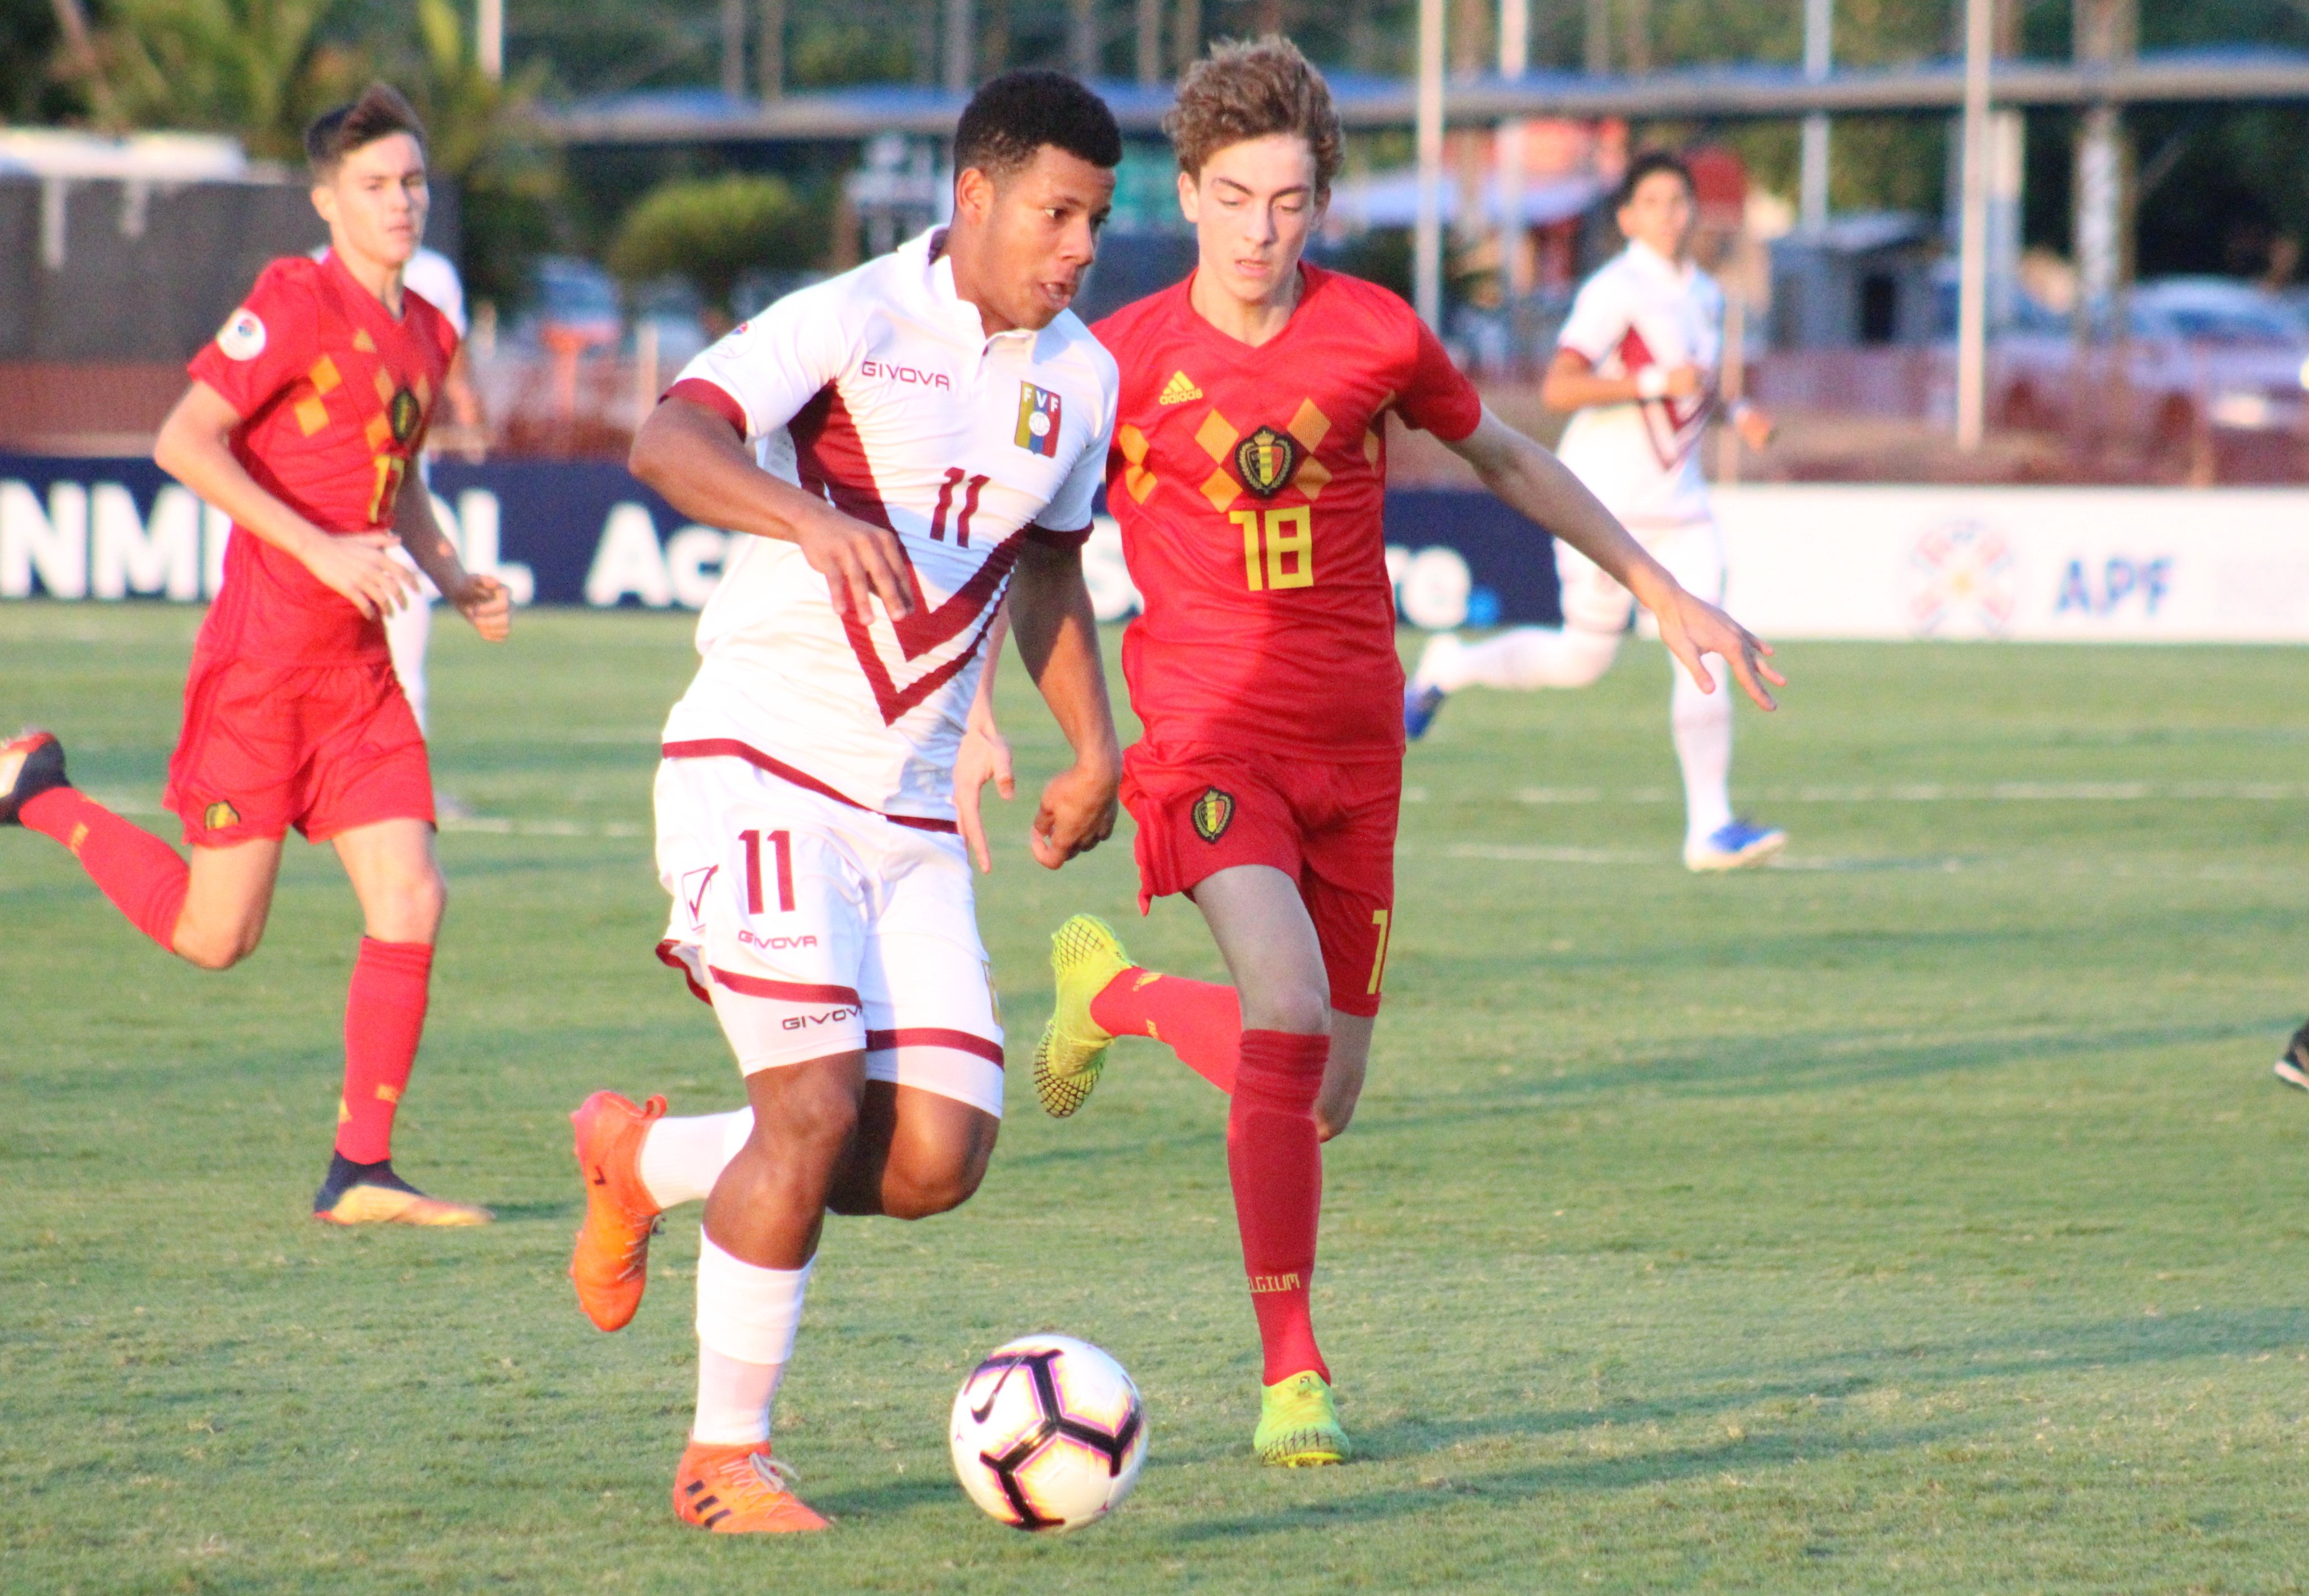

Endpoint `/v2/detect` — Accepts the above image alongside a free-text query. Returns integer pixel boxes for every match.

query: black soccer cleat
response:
[0,730,69,826]
[2276,1019,2309,1092]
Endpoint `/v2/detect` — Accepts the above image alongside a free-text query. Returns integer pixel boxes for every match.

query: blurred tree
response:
[92,0,366,156]
[605,171,822,315]
[387,0,563,308]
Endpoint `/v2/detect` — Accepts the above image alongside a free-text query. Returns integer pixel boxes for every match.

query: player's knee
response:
[883,1156,987,1220]
[369,862,447,941]
[173,914,262,970]
[1242,985,1331,1037]
[754,1080,860,1163]
[175,929,250,970]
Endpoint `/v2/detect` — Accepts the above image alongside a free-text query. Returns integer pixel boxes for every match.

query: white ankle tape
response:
[695,1233,813,1366]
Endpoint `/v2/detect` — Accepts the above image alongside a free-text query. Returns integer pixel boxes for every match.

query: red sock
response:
[337,937,434,1162]
[1090,968,1242,1093]
[1228,1028,1330,1385]
[20,787,190,951]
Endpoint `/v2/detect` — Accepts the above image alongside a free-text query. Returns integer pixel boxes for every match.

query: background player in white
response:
[562,72,1126,1535]
[1405,152,1787,872]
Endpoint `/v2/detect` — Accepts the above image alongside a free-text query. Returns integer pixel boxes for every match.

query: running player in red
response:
[0,84,510,1224]
[1028,38,1784,1465]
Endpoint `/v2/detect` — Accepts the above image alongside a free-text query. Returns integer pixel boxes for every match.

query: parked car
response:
[1994,276,2309,443]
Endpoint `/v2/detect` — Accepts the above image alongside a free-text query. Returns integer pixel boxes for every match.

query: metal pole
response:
[945,0,975,92]
[720,0,745,99]
[759,0,785,99]
[476,0,503,81]
[1069,0,1097,78]
[1956,0,1992,450]
[1136,0,1162,83]
[1416,0,1445,330]
[1499,0,1529,297]
[1799,0,1831,231]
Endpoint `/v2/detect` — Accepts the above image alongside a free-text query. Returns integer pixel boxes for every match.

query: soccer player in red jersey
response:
[1028,39,1784,1465]
[0,84,510,1225]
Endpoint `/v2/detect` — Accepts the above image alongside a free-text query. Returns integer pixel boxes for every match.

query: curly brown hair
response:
[1163,37,1344,203]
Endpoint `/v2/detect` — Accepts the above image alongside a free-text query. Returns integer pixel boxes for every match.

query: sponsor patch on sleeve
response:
[216,308,267,361]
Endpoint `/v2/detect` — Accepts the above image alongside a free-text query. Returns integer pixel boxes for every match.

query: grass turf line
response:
[3,604,2308,1594]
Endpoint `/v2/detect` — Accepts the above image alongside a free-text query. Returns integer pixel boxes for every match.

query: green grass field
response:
[6,603,2309,1594]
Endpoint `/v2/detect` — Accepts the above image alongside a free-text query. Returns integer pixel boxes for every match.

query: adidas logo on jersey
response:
[1158,371,1202,405]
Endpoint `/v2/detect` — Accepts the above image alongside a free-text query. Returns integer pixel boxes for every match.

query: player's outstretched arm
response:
[1540,346,1701,413]
[392,467,510,641]
[154,382,419,621]
[954,603,1018,875]
[629,397,915,622]
[1007,540,1121,870]
[1445,405,1784,712]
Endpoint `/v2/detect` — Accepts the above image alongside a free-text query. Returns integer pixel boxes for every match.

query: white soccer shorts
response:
[1554,514,1726,636]
[654,755,1006,1119]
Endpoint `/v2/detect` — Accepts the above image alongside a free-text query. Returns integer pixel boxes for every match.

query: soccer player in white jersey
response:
[1405,152,1788,871]
[559,73,1127,1534]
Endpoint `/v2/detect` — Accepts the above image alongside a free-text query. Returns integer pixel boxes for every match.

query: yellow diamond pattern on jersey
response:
[372,368,397,406]
[307,355,342,394]
[1117,424,1157,503]
[1195,409,1240,461]
[1159,370,1202,405]
[352,328,377,353]
[1201,468,1241,513]
[364,413,393,451]
[294,396,330,436]
[1286,398,1330,451]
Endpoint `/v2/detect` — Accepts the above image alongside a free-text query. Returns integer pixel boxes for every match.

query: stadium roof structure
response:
[534,48,2309,146]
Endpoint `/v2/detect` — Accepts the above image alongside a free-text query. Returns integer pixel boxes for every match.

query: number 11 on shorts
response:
[740,829,795,914]
[1367,907,1392,997]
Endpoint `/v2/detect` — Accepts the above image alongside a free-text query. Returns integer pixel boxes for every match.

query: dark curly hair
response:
[1165,37,1343,203]
[954,70,1122,181]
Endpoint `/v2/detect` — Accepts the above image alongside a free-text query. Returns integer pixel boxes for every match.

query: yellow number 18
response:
[1231,505,1313,592]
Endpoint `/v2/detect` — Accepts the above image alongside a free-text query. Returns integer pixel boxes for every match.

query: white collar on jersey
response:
[1626,237,1699,287]
[908,225,1046,353]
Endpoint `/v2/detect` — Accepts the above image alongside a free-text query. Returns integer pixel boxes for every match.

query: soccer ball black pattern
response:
[949,1333,1148,1531]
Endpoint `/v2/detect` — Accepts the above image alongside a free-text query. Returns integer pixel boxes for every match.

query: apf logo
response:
[1907,519,2017,637]
[2055,555,2173,617]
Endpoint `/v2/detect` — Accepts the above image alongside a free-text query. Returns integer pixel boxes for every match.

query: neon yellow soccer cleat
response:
[1255,1371,1352,1467]
[1033,914,1135,1118]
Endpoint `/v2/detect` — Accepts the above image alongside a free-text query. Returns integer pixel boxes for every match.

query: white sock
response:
[692,1234,813,1446]
[637,1109,754,1209]
[1671,655,1736,845]
[1419,626,1620,691]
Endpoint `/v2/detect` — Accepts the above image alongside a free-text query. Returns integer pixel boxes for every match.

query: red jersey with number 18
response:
[187,251,457,663]
[1093,264,1482,758]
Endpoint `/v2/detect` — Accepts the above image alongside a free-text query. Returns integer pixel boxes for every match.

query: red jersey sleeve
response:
[1394,314,1483,443]
[187,261,314,420]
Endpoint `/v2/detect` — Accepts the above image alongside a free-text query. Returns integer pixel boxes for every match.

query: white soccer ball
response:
[949,1333,1147,1531]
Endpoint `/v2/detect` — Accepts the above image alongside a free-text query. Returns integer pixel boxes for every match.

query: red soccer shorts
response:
[1121,741,1399,1018]
[163,652,435,849]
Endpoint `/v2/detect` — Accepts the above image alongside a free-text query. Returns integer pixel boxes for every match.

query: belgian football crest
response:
[1191,786,1234,843]
[204,800,241,831]
[1015,381,1062,458]
[388,387,422,445]
[1232,427,1300,498]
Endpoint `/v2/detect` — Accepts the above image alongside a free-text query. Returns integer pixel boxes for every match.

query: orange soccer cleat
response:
[673,1440,829,1533]
[569,1089,666,1331]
